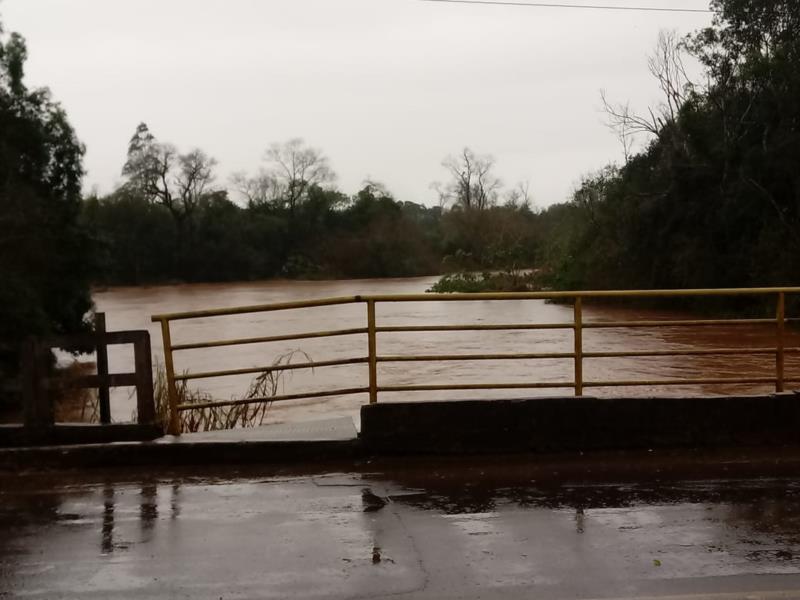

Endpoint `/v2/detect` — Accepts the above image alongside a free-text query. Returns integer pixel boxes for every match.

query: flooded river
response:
[93,277,800,425]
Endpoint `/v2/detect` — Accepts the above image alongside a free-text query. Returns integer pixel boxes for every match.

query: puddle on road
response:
[2,467,800,597]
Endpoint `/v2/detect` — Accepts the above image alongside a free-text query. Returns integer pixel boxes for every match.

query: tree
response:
[122,123,217,230]
[263,138,335,216]
[119,123,219,280]
[504,181,534,211]
[693,0,800,72]
[689,0,800,247]
[539,0,800,299]
[602,30,695,155]
[230,169,282,209]
[434,148,501,211]
[322,183,440,278]
[83,189,177,284]
[0,18,93,383]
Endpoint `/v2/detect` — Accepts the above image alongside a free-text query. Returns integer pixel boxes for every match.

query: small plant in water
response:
[428,270,538,293]
[149,350,313,433]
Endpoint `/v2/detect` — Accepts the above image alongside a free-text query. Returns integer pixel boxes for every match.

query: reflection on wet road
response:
[2,462,800,599]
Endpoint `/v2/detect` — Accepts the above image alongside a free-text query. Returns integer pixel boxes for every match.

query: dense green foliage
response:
[539,0,800,299]
[85,175,545,284]
[84,179,447,283]
[0,20,92,380]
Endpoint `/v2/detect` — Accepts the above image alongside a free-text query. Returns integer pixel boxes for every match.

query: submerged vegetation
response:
[427,271,538,294]
[149,350,312,433]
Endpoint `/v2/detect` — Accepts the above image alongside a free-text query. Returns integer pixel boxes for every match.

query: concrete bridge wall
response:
[360,393,800,454]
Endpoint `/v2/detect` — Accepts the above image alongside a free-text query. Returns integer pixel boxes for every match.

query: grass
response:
[150,350,314,433]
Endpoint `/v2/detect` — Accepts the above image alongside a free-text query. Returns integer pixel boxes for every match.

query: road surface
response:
[2,457,800,599]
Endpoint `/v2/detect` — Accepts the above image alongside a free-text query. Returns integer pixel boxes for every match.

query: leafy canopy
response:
[0,16,92,378]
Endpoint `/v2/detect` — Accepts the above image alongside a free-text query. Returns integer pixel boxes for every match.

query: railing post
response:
[21,338,52,430]
[159,319,181,435]
[573,297,583,396]
[94,312,112,424]
[367,300,378,404]
[134,332,155,425]
[776,292,786,393]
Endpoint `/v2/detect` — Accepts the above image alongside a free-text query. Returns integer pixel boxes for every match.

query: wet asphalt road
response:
[2,458,800,599]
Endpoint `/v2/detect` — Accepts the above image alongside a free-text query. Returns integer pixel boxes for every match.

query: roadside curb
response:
[0,438,361,471]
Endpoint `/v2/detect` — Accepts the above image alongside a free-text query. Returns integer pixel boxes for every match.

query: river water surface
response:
[93,277,800,425]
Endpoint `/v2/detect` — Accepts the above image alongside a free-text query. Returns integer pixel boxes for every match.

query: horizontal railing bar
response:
[153,295,362,322]
[378,353,575,362]
[152,288,800,323]
[39,331,148,350]
[375,349,800,362]
[376,323,574,333]
[378,382,575,392]
[171,328,368,351]
[584,318,777,329]
[174,357,368,381]
[377,377,799,393]
[44,373,138,389]
[584,348,800,358]
[177,387,370,411]
[366,288,800,302]
[585,377,779,387]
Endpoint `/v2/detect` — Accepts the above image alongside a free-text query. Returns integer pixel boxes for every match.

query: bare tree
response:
[504,180,533,210]
[230,169,282,208]
[122,123,217,226]
[602,30,695,153]
[615,114,635,164]
[263,138,335,216]
[175,149,216,218]
[436,148,501,211]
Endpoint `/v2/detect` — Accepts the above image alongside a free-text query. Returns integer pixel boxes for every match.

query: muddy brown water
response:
[91,277,800,426]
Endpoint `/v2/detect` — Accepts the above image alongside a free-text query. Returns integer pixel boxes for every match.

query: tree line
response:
[84,129,538,285]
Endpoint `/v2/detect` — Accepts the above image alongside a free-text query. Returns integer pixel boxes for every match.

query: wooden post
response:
[573,297,583,397]
[21,338,52,430]
[95,313,111,424]
[134,332,155,425]
[159,319,181,435]
[776,292,786,393]
[21,339,39,428]
[367,300,378,404]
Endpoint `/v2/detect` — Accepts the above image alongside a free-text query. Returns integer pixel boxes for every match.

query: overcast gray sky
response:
[3,0,712,207]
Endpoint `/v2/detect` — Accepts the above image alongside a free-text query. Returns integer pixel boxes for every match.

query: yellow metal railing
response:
[152,288,800,435]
